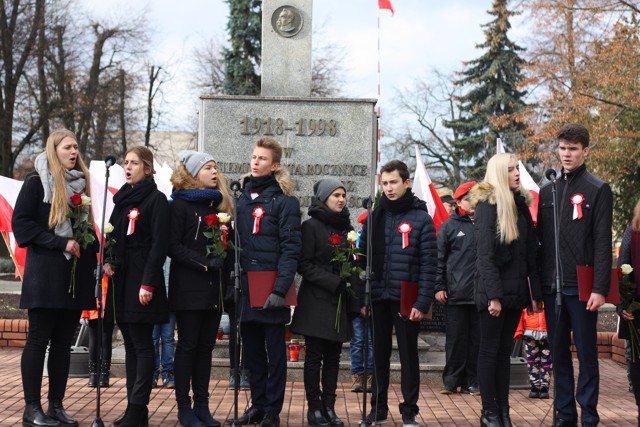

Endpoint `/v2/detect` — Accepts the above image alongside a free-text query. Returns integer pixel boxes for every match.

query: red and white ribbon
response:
[351,241,359,261]
[220,224,229,250]
[570,193,585,220]
[252,206,265,234]
[398,222,412,249]
[127,208,140,235]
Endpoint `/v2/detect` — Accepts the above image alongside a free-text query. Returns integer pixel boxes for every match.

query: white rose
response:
[621,264,634,276]
[81,194,91,206]
[104,223,114,234]
[217,213,231,223]
[347,230,358,243]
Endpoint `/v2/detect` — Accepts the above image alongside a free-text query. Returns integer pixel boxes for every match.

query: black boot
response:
[499,407,512,427]
[88,360,98,388]
[480,409,504,427]
[47,400,78,426]
[118,403,148,427]
[22,402,60,427]
[177,406,205,427]
[307,408,329,427]
[113,405,129,426]
[323,406,344,427]
[193,403,221,427]
[99,360,111,388]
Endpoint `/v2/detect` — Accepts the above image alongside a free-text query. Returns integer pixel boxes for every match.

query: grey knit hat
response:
[313,178,346,202]
[179,150,215,177]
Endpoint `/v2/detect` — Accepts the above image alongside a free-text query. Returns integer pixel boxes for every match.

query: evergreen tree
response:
[222,0,261,95]
[444,0,528,180]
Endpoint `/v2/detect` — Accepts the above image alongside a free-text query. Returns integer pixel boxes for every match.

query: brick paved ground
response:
[0,347,636,426]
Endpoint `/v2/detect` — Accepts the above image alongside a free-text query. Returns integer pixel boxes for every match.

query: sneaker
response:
[163,373,175,389]
[152,374,159,389]
[440,386,456,395]
[402,412,419,427]
[365,374,373,392]
[462,386,480,395]
[529,388,540,398]
[538,387,549,399]
[351,374,363,392]
[240,369,251,390]
[364,411,387,424]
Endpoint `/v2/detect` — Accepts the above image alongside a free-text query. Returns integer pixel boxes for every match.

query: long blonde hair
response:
[484,153,519,244]
[216,169,233,214]
[632,199,640,232]
[46,129,92,228]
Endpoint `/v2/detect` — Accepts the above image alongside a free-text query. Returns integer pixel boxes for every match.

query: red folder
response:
[576,266,620,304]
[400,281,433,320]
[247,271,297,308]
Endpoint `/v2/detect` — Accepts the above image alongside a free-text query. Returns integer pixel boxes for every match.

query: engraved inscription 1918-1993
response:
[240,116,337,137]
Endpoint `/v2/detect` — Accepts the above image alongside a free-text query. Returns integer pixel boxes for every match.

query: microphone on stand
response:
[361,196,373,209]
[104,155,117,168]
[230,181,242,192]
[545,168,557,183]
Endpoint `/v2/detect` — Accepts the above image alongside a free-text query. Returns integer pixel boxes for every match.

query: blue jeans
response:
[350,316,373,375]
[153,313,176,378]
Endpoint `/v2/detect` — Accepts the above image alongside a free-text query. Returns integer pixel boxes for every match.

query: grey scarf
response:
[34,152,88,260]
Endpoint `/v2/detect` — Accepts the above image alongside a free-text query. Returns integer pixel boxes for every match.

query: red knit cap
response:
[453,181,476,200]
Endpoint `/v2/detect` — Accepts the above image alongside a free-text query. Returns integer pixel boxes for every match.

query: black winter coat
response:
[290,217,360,342]
[470,183,541,311]
[434,209,476,305]
[109,178,169,324]
[360,196,437,313]
[168,196,232,312]
[236,173,301,325]
[538,164,613,295]
[12,173,96,310]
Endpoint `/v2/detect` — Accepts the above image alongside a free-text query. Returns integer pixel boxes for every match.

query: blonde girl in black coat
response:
[469,153,541,427]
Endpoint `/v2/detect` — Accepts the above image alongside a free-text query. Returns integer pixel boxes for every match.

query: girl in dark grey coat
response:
[291,178,360,427]
[469,153,541,427]
[168,150,232,427]
[12,128,97,427]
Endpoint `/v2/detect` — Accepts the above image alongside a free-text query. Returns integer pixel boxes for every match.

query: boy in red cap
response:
[434,181,480,395]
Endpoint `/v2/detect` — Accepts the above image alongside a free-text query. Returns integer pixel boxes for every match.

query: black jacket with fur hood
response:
[469,182,541,311]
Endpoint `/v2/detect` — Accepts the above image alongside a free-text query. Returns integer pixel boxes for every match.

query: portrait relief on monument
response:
[272,5,303,38]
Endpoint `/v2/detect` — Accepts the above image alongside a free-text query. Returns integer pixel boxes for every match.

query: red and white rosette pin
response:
[127,208,139,235]
[220,224,229,250]
[252,206,265,234]
[570,193,585,220]
[398,222,412,249]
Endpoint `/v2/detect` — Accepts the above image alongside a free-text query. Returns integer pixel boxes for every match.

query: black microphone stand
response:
[549,171,563,426]
[359,197,374,427]
[91,161,113,427]
[227,183,243,426]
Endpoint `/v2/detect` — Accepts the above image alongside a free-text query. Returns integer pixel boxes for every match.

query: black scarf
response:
[307,196,352,230]
[370,189,426,279]
[111,177,158,262]
[248,174,277,193]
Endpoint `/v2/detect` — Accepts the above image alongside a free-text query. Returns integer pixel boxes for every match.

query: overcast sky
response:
[79,0,528,130]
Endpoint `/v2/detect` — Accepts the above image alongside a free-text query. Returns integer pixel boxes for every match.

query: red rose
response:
[70,193,83,206]
[328,234,343,246]
[204,214,219,227]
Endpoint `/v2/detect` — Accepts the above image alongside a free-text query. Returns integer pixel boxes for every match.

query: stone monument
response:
[198,0,377,220]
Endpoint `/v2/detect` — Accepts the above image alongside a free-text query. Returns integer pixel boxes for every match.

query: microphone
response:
[104,155,117,168]
[362,196,373,209]
[545,168,557,182]
[230,181,242,192]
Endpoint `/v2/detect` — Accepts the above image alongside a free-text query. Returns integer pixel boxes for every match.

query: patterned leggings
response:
[524,337,552,389]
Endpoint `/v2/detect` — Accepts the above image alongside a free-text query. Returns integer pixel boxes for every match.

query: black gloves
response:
[207,257,224,270]
[263,293,286,310]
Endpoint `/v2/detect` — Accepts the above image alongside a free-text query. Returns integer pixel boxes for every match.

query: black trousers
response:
[119,322,154,405]
[443,304,479,389]
[370,300,420,417]
[242,322,286,415]
[303,335,342,411]
[88,318,115,362]
[174,310,221,407]
[477,308,521,412]
[22,308,81,404]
